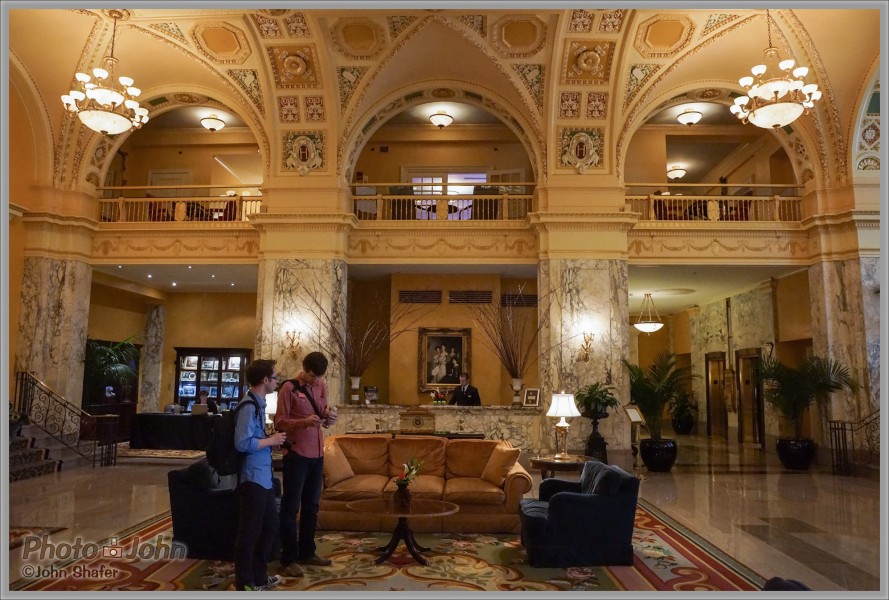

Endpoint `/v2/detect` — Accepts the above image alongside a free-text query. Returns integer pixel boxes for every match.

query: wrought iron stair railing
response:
[828,409,880,476]
[12,371,118,467]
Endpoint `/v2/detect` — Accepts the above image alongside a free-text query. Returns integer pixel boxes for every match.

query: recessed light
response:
[188,265,192,269]
[147,274,152,278]
[211,274,216,278]
[230,282,235,287]
[117,265,122,269]
[172,282,177,287]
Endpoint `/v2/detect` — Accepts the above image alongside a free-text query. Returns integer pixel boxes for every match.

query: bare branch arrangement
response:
[467,284,559,380]
[293,274,432,378]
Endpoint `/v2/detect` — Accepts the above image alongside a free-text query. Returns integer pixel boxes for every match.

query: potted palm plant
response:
[622,351,691,472]
[82,336,140,406]
[670,388,698,435]
[574,381,620,460]
[758,354,858,470]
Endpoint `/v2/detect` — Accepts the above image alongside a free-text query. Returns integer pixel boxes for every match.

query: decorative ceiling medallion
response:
[174,93,204,104]
[695,88,724,100]
[284,14,311,37]
[561,40,614,85]
[332,18,386,59]
[568,9,594,33]
[269,45,320,88]
[633,15,694,58]
[492,16,547,58]
[283,131,324,175]
[101,8,131,21]
[559,128,603,173]
[430,88,457,99]
[597,9,625,33]
[192,23,251,64]
[252,14,282,38]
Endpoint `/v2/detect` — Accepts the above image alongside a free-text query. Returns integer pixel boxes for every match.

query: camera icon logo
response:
[102,537,123,558]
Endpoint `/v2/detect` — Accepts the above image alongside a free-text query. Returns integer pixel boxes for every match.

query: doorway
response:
[736,348,765,448]
[705,352,728,440]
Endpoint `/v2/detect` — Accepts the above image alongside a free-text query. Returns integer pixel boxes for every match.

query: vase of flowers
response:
[392,458,422,508]
[429,388,447,405]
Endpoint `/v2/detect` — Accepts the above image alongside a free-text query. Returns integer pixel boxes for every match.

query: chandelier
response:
[730,9,821,129]
[61,10,149,136]
[666,165,686,180]
[429,111,454,128]
[634,293,664,334]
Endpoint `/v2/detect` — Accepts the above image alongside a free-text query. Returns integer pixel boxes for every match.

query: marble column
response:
[14,256,91,405]
[539,258,630,451]
[255,258,346,404]
[139,304,165,413]
[859,256,880,416]
[809,258,877,429]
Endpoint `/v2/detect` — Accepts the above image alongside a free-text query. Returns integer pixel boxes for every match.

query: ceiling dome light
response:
[667,165,687,180]
[429,112,454,128]
[201,114,225,132]
[60,11,149,135]
[732,9,821,129]
[633,293,664,334]
[676,109,703,126]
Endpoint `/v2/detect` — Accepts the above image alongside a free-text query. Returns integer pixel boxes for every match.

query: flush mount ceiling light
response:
[61,10,149,136]
[666,165,687,179]
[634,293,664,334]
[201,114,225,132]
[730,9,821,129]
[429,111,454,128]
[676,109,703,126]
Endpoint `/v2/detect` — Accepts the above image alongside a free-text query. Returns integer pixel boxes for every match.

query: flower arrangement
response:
[429,388,447,405]
[393,458,423,486]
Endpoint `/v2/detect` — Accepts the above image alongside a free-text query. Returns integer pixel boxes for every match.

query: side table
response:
[529,454,593,480]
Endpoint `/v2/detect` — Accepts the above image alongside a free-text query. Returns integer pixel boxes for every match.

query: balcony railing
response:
[625,182,802,223]
[96,185,263,223]
[350,183,535,222]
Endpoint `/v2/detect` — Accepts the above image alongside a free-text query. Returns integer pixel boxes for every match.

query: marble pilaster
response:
[139,305,165,413]
[255,258,346,404]
[539,258,630,450]
[14,256,91,404]
[859,256,880,415]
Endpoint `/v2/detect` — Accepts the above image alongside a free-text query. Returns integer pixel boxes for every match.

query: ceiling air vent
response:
[449,290,493,304]
[501,293,538,307]
[399,290,442,304]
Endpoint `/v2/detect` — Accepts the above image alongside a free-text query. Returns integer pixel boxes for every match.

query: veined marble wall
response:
[139,305,165,413]
[859,256,880,414]
[255,258,346,403]
[14,257,91,404]
[809,259,874,423]
[539,258,630,450]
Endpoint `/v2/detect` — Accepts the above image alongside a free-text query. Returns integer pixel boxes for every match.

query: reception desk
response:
[129,413,219,450]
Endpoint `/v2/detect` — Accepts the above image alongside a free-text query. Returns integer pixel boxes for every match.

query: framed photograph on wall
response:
[523,388,540,407]
[417,327,471,392]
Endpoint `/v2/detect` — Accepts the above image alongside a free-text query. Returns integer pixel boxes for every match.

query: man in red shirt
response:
[273,351,338,577]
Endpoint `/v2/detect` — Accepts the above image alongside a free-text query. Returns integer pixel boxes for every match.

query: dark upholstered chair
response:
[762,577,811,591]
[167,459,280,561]
[519,461,639,567]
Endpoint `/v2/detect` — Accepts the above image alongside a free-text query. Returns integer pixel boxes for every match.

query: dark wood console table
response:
[129,413,219,450]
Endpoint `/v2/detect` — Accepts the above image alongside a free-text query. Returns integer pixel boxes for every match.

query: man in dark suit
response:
[449,372,481,406]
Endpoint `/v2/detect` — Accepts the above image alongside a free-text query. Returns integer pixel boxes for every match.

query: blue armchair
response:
[519,461,639,567]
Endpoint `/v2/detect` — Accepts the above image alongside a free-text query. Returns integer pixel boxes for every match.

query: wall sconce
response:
[578,332,594,363]
[763,341,774,359]
[285,331,301,358]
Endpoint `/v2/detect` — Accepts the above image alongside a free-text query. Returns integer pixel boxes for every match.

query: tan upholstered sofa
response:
[318,434,533,533]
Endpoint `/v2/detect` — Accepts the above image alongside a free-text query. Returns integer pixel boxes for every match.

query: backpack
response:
[206,397,260,476]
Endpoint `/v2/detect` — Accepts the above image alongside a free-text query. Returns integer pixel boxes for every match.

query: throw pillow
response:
[481,444,520,486]
[323,440,355,487]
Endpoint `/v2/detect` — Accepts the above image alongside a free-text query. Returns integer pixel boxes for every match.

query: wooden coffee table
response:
[529,454,593,479]
[346,498,458,565]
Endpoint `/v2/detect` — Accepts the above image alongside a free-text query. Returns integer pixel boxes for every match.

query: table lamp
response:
[547,391,580,460]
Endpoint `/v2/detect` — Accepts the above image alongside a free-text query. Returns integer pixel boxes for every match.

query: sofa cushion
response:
[331,434,390,475]
[323,440,355,488]
[322,474,390,501]
[187,459,220,490]
[446,439,500,478]
[389,436,447,478]
[443,477,506,505]
[481,444,521,486]
[579,461,620,496]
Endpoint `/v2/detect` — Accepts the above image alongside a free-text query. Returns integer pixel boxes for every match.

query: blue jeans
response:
[279,452,324,565]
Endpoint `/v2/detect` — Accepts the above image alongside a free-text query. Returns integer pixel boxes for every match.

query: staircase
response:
[9,434,59,482]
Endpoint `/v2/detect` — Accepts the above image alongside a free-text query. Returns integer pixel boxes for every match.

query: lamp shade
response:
[547,392,580,418]
[666,165,686,179]
[429,112,453,128]
[265,392,278,420]
[633,293,664,333]
[676,109,703,126]
[201,115,225,132]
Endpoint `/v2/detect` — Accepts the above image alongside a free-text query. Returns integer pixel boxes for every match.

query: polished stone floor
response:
[5,434,884,592]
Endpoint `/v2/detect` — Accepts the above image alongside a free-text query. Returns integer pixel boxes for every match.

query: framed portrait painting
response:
[418,327,471,392]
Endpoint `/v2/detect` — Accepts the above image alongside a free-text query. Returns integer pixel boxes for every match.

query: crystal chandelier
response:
[61,11,149,136]
[730,9,821,129]
[634,293,664,334]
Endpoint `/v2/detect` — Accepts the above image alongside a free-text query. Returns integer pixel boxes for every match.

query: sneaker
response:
[279,563,304,577]
[296,553,332,567]
[252,575,283,591]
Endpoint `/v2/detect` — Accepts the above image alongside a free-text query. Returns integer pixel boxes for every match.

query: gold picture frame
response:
[624,405,644,424]
[418,327,470,392]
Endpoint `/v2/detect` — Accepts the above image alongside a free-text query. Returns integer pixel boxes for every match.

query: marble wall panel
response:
[139,305,165,413]
[14,257,91,405]
[859,256,880,414]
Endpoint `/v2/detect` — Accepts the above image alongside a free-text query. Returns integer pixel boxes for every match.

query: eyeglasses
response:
[269,374,279,381]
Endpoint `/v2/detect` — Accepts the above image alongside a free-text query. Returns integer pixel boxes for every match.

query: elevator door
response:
[737,351,765,448]
[706,353,728,440]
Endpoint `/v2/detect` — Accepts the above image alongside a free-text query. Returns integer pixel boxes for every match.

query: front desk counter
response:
[129,413,219,450]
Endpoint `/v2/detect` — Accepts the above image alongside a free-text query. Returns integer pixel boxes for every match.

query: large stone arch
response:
[851,70,881,175]
[8,56,54,190]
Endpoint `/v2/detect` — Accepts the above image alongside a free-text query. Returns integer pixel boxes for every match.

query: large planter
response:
[584,411,609,461]
[775,438,816,470]
[640,439,678,472]
[671,413,695,435]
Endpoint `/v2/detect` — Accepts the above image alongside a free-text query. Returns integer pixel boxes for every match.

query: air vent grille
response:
[399,290,442,304]
[449,290,493,304]
[501,293,538,307]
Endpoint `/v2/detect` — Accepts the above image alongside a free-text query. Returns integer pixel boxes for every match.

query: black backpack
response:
[206,397,260,476]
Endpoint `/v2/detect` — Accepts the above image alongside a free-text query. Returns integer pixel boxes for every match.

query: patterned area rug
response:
[115,442,205,460]
[9,526,66,550]
[10,499,765,592]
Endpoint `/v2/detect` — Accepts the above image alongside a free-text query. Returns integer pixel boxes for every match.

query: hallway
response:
[6,434,883,592]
